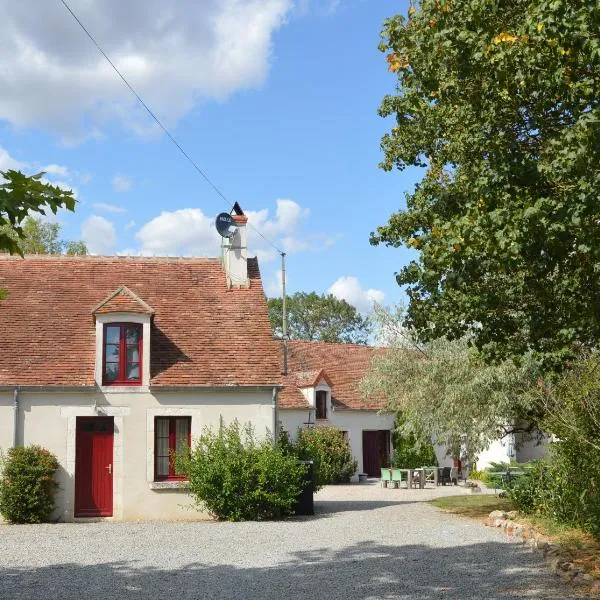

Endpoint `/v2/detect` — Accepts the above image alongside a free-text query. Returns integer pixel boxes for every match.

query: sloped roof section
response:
[279,340,386,410]
[0,256,281,387]
[92,285,155,316]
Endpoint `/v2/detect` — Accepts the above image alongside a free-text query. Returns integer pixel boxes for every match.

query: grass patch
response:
[429,495,513,520]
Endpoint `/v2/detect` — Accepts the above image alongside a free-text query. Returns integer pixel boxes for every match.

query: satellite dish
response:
[215,212,237,238]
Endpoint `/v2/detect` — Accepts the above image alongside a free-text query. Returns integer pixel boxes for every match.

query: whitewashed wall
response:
[0,389,274,521]
[279,408,395,475]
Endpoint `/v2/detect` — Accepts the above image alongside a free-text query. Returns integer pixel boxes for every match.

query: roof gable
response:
[294,368,333,388]
[92,285,155,316]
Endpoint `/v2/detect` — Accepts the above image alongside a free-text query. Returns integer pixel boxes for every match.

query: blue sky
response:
[0,0,418,312]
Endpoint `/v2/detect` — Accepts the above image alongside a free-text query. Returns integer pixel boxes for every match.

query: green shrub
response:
[178,419,305,521]
[0,445,59,524]
[510,352,600,536]
[295,427,357,489]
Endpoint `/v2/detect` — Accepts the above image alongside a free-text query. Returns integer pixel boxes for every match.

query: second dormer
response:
[92,285,155,391]
[295,368,333,420]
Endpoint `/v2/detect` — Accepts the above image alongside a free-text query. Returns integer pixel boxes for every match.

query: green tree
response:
[268,292,371,344]
[362,307,541,460]
[371,1,600,369]
[15,217,87,255]
[0,170,77,255]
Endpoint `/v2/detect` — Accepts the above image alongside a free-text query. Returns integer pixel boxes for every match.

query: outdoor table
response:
[421,466,438,486]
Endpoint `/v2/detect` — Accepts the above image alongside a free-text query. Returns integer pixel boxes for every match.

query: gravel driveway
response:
[0,483,587,600]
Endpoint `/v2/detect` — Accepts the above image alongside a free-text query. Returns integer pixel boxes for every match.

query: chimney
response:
[223,205,249,288]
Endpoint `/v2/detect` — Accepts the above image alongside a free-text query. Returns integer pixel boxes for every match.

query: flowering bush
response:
[0,445,59,523]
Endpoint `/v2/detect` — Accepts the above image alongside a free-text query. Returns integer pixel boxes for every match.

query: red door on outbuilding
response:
[362,430,391,477]
[75,417,114,517]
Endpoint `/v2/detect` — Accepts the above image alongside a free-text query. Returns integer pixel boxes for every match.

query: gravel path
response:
[0,483,587,599]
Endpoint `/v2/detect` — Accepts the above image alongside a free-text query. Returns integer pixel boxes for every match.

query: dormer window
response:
[103,323,142,385]
[93,286,155,389]
[316,390,327,419]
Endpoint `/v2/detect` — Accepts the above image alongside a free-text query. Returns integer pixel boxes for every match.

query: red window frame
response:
[102,323,143,386]
[154,417,191,481]
[316,390,327,419]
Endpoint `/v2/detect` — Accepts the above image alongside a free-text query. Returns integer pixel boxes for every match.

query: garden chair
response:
[380,467,392,488]
[391,468,404,488]
[437,466,452,486]
[409,469,423,488]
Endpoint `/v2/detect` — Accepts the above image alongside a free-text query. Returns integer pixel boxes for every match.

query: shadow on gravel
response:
[0,539,585,600]
[311,499,419,517]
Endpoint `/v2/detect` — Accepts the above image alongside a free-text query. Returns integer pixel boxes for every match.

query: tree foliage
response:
[371,1,600,369]
[268,292,371,344]
[3,217,88,256]
[0,170,77,255]
[362,307,541,459]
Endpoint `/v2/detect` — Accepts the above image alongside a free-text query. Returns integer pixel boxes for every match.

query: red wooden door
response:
[75,417,114,517]
[362,430,391,477]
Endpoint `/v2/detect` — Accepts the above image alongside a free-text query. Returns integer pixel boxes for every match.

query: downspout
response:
[12,386,19,448]
[272,387,279,444]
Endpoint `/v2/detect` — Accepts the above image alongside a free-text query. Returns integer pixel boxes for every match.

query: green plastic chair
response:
[391,468,404,488]
[380,468,392,488]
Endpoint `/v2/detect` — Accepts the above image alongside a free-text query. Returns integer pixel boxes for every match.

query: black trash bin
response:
[294,460,314,516]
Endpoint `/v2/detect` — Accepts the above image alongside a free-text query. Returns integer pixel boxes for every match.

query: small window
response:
[316,390,327,420]
[103,323,142,385]
[155,417,191,481]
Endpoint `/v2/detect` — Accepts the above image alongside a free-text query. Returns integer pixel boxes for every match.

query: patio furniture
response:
[410,468,425,489]
[422,466,438,486]
[380,467,392,488]
[437,466,452,486]
[391,468,404,488]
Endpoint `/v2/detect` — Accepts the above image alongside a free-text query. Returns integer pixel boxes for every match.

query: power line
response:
[59,0,284,255]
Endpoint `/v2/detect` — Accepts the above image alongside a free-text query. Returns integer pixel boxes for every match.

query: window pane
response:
[175,419,190,453]
[126,363,140,380]
[104,362,118,381]
[156,456,170,477]
[126,327,141,344]
[106,326,120,344]
[105,344,120,362]
[127,346,140,362]
[156,418,169,438]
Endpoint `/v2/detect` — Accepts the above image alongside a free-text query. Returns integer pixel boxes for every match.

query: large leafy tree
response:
[268,292,371,344]
[371,1,600,369]
[362,307,542,459]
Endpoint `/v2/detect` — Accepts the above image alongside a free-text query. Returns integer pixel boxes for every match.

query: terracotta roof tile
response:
[279,341,386,410]
[0,256,281,387]
[92,285,155,315]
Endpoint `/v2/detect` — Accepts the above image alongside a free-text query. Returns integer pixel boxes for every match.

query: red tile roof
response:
[0,256,281,387]
[93,285,155,315]
[279,341,386,410]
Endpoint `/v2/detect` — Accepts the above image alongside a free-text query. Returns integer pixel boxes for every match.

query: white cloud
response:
[0,146,26,172]
[78,172,93,185]
[94,202,126,214]
[0,0,292,139]
[328,276,385,314]
[81,215,116,254]
[112,175,133,193]
[124,219,136,231]
[42,164,68,177]
[136,208,219,256]
[266,269,283,296]
[282,233,336,254]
